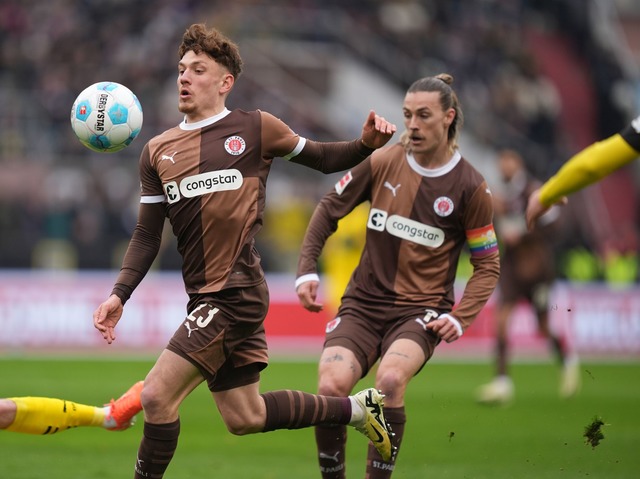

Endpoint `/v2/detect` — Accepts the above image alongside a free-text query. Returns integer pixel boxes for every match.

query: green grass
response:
[1,358,638,478]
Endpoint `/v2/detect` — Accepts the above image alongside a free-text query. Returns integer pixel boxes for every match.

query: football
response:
[70,81,143,153]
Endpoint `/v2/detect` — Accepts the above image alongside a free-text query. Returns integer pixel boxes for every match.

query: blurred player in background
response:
[93,24,397,478]
[476,149,578,405]
[296,74,500,478]
[0,381,142,434]
[526,115,640,229]
[322,203,369,315]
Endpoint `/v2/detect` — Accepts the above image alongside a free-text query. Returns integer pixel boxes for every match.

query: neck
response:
[184,102,227,124]
[412,143,453,169]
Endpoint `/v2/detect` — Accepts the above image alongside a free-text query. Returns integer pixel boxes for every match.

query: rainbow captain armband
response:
[466,224,499,257]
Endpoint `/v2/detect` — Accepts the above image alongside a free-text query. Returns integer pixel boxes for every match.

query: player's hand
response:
[360,110,397,149]
[525,188,567,231]
[426,317,461,343]
[93,294,124,344]
[296,280,324,313]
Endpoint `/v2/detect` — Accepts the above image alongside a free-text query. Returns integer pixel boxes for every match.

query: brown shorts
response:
[167,281,270,392]
[326,298,443,378]
[499,240,554,306]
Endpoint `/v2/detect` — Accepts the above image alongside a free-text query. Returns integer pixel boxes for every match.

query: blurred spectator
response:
[492,54,562,165]
[0,0,634,273]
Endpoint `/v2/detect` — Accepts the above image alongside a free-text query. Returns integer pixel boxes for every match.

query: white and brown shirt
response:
[112,108,374,301]
[297,143,500,330]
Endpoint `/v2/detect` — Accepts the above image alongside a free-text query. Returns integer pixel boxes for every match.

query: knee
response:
[0,399,17,429]
[139,384,157,412]
[317,362,360,397]
[139,383,177,421]
[375,369,407,402]
[317,375,352,397]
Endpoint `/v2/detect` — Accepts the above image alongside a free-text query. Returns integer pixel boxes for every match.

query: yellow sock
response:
[5,397,106,435]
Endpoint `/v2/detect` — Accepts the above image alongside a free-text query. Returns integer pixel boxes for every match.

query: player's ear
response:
[444,107,455,128]
[220,73,234,94]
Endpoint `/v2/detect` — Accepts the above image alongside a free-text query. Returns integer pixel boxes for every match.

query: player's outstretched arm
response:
[527,127,639,230]
[93,294,124,344]
[360,110,397,149]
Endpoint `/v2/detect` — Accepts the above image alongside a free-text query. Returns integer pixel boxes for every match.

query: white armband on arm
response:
[438,313,463,338]
[283,137,307,160]
[295,273,320,291]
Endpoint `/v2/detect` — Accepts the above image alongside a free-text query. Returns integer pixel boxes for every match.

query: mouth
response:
[179,88,191,100]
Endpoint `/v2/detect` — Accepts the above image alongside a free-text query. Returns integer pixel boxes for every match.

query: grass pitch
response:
[0,357,638,478]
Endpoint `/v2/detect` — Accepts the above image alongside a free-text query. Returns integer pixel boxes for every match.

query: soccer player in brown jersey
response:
[296,74,500,478]
[92,24,397,478]
[526,115,640,230]
[476,149,579,405]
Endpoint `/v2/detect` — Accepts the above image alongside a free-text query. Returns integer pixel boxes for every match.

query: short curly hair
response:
[178,23,243,79]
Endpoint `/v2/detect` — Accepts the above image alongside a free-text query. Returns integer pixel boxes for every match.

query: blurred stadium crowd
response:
[0,0,638,283]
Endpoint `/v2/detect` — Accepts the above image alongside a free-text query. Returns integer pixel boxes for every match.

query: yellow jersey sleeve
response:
[539,133,639,207]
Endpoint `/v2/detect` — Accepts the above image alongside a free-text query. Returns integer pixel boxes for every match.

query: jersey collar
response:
[180,108,231,130]
[406,150,462,177]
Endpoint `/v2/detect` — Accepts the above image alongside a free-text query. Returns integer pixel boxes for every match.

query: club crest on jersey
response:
[224,136,246,155]
[335,171,353,195]
[326,317,341,333]
[434,196,454,217]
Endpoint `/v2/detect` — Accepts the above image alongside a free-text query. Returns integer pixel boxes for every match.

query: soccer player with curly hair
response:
[93,23,397,478]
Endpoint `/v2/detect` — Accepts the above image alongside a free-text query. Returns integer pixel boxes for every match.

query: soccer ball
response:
[70,81,143,153]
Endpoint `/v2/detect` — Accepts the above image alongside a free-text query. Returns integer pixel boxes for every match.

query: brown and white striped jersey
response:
[297,143,500,330]
[115,108,374,299]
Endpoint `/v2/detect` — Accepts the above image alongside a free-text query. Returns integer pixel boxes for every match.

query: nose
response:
[406,115,418,129]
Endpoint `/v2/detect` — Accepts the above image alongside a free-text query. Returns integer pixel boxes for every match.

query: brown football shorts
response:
[325,298,444,377]
[167,281,270,392]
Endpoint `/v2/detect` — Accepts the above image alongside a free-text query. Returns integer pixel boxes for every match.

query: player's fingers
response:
[306,301,323,313]
[297,281,322,311]
[298,290,314,308]
[429,323,450,342]
[425,319,440,332]
[364,109,376,127]
[441,326,458,342]
[380,119,396,135]
[377,117,392,134]
[526,204,547,231]
[426,319,453,338]
[299,295,311,309]
[99,326,114,344]
[308,300,324,312]
[525,213,535,232]
[95,320,110,341]
[93,305,106,330]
